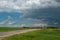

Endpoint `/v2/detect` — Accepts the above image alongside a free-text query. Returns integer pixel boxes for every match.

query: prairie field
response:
[0,27,29,32]
[2,29,60,40]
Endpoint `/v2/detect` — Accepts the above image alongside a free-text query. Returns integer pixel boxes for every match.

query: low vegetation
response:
[0,27,29,32]
[2,29,60,40]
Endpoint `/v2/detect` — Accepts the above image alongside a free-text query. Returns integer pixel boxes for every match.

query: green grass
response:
[0,27,29,32]
[2,29,60,40]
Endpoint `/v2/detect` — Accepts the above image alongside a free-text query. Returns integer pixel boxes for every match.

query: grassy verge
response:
[2,29,60,40]
[0,27,30,32]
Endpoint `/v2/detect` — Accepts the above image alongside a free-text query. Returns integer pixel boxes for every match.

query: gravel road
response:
[0,29,40,40]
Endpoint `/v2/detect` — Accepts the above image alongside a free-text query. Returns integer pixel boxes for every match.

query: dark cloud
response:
[55,0,60,2]
[0,0,60,27]
[23,7,60,25]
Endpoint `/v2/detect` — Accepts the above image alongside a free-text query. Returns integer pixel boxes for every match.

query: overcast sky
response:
[0,0,60,27]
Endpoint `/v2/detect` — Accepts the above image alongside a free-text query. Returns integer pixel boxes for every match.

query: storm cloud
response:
[0,0,60,26]
[23,7,60,24]
[0,0,60,12]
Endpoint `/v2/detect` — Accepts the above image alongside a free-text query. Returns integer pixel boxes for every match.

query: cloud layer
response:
[0,0,60,12]
[0,0,60,26]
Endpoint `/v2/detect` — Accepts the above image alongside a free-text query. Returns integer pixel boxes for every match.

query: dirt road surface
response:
[0,29,40,40]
